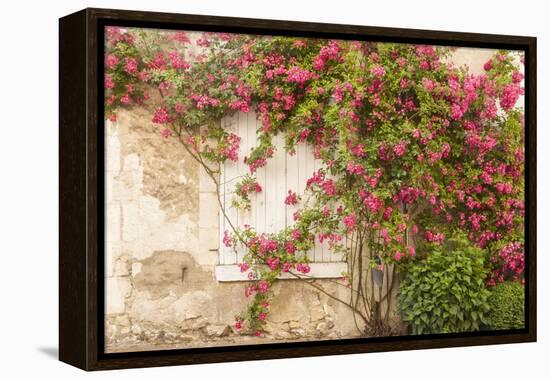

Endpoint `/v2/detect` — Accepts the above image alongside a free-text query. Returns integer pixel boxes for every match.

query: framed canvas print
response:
[59,8,537,371]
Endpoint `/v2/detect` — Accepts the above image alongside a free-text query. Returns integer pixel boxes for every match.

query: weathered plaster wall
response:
[104,47,509,352]
[449,48,494,75]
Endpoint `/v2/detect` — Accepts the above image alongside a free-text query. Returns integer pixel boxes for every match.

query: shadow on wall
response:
[36,347,58,360]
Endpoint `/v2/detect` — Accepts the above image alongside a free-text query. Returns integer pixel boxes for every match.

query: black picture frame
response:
[59,7,537,371]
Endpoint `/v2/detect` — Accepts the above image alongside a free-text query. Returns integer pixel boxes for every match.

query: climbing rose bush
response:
[105,27,525,336]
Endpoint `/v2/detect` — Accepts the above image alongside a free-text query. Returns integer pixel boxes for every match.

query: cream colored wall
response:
[449,47,495,75]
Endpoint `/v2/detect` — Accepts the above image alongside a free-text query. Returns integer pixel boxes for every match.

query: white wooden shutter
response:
[215,111,346,281]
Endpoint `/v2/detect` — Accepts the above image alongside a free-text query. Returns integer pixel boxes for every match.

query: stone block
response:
[105,241,121,278]
[274,330,293,339]
[106,135,121,175]
[122,202,139,242]
[105,174,115,203]
[113,256,130,276]
[205,324,231,337]
[106,277,132,314]
[108,180,128,202]
[106,203,121,242]
[123,153,141,172]
[288,320,301,329]
[138,196,163,225]
[181,316,208,331]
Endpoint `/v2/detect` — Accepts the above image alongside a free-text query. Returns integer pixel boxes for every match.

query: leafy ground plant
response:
[486,281,525,330]
[398,234,491,334]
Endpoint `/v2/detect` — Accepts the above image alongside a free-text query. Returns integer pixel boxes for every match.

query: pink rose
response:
[104,74,115,89]
[239,262,250,273]
[222,230,232,247]
[285,242,296,254]
[371,65,386,77]
[284,190,299,205]
[161,128,171,139]
[343,213,357,230]
[124,57,138,74]
[105,54,119,69]
[258,280,270,293]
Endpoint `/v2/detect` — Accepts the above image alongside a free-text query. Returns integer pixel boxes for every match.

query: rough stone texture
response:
[104,48,505,353]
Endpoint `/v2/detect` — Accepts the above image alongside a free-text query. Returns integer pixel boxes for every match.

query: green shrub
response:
[486,281,525,330]
[398,239,491,335]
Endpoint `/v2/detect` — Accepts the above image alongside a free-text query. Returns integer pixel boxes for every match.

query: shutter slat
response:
[221,114,239,265]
